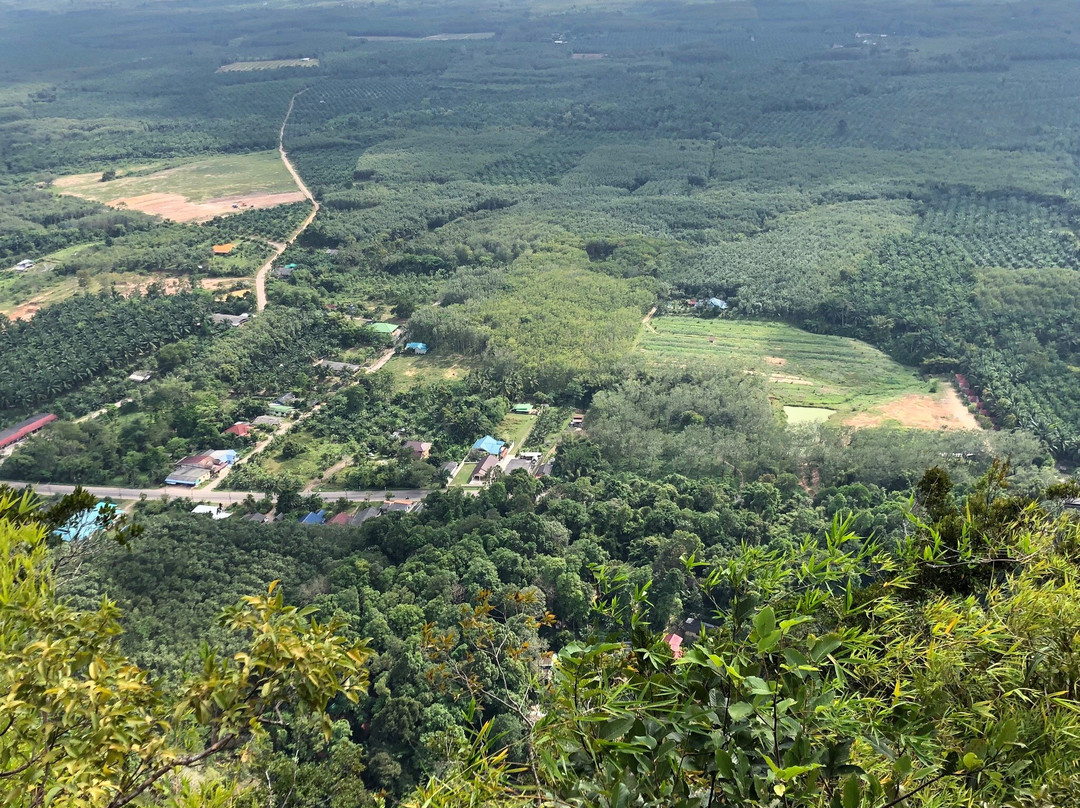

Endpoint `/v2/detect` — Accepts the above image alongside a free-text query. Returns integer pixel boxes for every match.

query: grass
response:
[0,270,162,318]
[495,412,537,454]
[384,353,477,391]
[54,151,299,205]
[259,430,343,485]
[640,316,925,417]
[450,460,480,488]
[216,59,319,72]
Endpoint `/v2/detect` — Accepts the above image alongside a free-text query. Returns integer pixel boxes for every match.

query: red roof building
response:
[664,633,684,658]
[0,413,57,451]
[328,511,352,525]
[224,422,251,437]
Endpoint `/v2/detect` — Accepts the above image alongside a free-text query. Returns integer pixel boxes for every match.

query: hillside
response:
[3,0,1080,805]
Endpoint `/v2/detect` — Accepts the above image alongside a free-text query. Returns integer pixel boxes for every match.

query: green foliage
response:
[0,488,369,808]
[415,477,1080,806]
[410,246,655,390]
[0,290,208,411]
[585,365,785,481]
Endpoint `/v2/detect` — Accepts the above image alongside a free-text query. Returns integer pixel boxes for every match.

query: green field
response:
[640,316,926,417]
[384,353,477,391]
[54,152,301,208]
[495,412,536,453]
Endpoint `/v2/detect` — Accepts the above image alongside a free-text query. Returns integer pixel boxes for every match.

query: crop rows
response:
[289,78,431,126]
[918,195,1080,270]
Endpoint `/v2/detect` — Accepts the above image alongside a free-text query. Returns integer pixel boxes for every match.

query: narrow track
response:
[254,88,319,312]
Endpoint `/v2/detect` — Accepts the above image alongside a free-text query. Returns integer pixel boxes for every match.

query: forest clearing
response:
[216,58,319,71]
[53,152,305,222]
[639,316,976,428]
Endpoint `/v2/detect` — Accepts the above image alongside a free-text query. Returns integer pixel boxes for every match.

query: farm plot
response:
[216,59,319,72]
[640,316,976,429]
[54,152,305,223]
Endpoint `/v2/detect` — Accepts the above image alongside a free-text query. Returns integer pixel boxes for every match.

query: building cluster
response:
[164,450,237,486]
[295,499,425,526]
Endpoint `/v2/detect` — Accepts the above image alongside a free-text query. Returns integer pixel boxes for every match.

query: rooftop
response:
[471,435,505,455]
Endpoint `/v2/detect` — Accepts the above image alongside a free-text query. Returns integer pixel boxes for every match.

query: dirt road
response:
[255,88,320,312]
[366,348,396,373]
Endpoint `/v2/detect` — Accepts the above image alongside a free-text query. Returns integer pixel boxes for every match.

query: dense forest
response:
[9,453,1080,805]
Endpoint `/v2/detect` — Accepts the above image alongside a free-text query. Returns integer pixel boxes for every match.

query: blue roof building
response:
[55,502,123,542]
[300,510,326,525]
[707,297,728,310]
[405,342,428,354]
[472,436,506,456]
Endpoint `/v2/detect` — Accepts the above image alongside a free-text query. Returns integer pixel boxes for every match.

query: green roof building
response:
[369,322,400,334]
[512,403,532,415]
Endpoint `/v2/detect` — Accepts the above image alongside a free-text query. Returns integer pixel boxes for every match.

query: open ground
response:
[640,316,979,430]
[384,353,476,390]
[216,59,318,72]
[1,272,244,321]
[54,152,306,223]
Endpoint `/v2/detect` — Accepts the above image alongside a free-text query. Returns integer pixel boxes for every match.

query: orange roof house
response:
[212,243,236,255]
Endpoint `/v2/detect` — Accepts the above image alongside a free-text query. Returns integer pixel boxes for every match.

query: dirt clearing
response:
[54,152,304,223]
[846,386,981,431]
[98,191,306,223]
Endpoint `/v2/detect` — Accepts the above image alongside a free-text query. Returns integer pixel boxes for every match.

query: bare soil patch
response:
[846,386,980,431]
[106,191,306,223]
[764,356,787,366]
[9,301,41,321]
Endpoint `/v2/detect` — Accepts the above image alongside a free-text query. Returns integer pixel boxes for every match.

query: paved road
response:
[4,481,431,505]
[255,88,321,312]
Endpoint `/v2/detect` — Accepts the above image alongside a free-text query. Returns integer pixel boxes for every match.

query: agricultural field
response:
[216,59,319,72]
[640,316,978,430]
[53,152,304,223]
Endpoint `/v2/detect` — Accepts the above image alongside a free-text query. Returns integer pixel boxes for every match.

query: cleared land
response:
[54,152,305,223]
[496,412,537,453]
[350,32,494,41]
[0,272,238,321]
[216,59,318,72]
[641,316,979,430]
[385,354,476,390]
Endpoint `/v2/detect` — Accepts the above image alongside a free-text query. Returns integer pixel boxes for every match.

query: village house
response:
[368,322,401,338]
[0,413,57,452]
[349,506,382,525]
[471,435,507,457]
[317,359,362,374]
[404,440,432,460]
[471,454,500,484]
[211,312,250,327]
